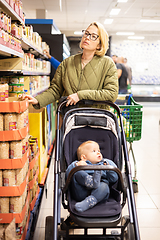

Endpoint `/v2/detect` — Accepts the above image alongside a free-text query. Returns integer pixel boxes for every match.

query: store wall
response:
[111,36,160,85]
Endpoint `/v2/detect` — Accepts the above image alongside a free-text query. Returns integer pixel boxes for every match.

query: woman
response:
[22,22,118,109]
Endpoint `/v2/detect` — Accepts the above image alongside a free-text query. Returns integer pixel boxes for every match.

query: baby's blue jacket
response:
[66,158,118,184]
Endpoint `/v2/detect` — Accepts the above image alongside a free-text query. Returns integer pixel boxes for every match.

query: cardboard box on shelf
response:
[0,57,23,71]
[0,169,29,197]
[28,106,48,183]
[0,97,28,113]
[0,191,30,223]
[0,148,29,169]
[0,124,29,141]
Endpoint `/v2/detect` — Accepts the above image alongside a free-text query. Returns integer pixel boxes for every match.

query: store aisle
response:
[32,103,160,240]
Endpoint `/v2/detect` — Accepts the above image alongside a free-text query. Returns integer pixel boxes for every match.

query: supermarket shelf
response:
[0,0,24,24]
[32,86,49,97]
[21,70,50,76]
[133,95,160,102]
[21,37,47,59]
[0,43,24,57]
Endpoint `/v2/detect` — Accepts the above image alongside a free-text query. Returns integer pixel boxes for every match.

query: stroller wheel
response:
[122,216,135,240]
[45,216,53,240]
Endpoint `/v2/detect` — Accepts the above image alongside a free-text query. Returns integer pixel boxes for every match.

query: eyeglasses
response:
[82,30,99,41]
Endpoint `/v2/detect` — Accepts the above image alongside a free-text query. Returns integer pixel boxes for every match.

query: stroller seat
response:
[62,110,123,227]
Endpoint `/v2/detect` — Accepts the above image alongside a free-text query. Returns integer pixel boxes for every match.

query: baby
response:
[65,140,118,212]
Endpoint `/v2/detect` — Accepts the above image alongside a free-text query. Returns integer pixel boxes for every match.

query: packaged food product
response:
[29,189,32,203]
[0,84,5,101]
[10,141,22,159]
[23,159,29,180]
[0,170,2,187]
[12,84,24,92]
[9,77,19,84]
[24,109,29,126]
[17,111,26,129]
[22,185,27,207]
[16,168,23,186]
[4,83,8,100]
[4,113,17,131]
[16,220,23,239]
[0,142,9,159]
[0,197,9,213]
[18,76,24,84]
[9,91,24,97]
[5,218,16,240]
[0,224,4,240]
[10,196,23,213]
[0,114,3,131]
[29,168,33,181]
[2,170,16,186]
[21,138,26,155]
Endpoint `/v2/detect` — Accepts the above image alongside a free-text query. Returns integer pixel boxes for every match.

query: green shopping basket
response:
[119,97,143,142]
[113,96,143,193]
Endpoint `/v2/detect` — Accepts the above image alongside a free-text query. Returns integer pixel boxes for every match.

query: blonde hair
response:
[77,140,99,160]
[79,21,109,57]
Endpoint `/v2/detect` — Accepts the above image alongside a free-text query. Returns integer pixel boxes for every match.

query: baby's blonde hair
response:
[77,140,99,160]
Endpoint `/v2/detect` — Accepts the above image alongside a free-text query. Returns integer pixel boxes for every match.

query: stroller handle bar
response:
[57,98,122,116]
[63,165,125,194]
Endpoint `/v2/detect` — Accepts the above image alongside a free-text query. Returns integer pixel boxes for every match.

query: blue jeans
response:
[71,170,110,202]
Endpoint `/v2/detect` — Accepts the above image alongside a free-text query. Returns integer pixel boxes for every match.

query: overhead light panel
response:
[116,32,135,35]
[104,19,113,24]
[117,0,128,2]
[128,36,145,40]
[140,19,160,23]
[74,31,82,35]
[110,8,121,15]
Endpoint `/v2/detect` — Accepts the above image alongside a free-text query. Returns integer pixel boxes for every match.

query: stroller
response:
[45,99,141,240]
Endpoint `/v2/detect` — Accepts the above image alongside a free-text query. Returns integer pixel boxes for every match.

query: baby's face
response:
[84,142,102,164]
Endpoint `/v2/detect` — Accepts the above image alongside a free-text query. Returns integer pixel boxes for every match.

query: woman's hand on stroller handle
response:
[66,93,80,106]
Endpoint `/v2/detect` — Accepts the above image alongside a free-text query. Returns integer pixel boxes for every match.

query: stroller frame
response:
[46,99,141,240]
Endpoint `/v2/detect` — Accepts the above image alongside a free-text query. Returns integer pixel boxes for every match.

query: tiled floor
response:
[33,102,160,240]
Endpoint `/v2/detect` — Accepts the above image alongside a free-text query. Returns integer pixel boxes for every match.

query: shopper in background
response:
[43,49,60,70]
[124,57,132,86]
[20,21,118,109]
[111,55,118,66]
[116,56,128,94]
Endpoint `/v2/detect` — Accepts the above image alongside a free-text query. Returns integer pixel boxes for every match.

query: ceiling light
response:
[116,32,135,35]
[110,8,121,15]
[117,0,128,2]
[128,36,145,40]
[104,19,113,24]
[140,19,160,23]
[74,31,82,35]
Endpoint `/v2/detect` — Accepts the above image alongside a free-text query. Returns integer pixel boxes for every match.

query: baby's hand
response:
[103,160,109,165]
[76,160,87,166]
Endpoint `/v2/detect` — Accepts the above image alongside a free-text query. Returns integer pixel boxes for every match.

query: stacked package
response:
[0,98,30,240]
